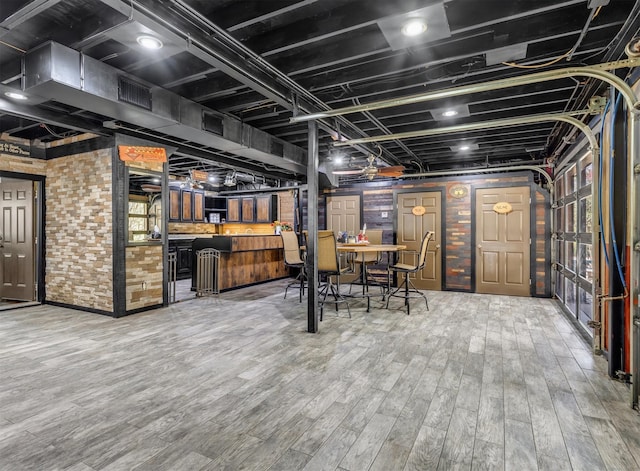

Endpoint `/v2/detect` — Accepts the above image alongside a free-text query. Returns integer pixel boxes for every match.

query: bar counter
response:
[191,235,287,291]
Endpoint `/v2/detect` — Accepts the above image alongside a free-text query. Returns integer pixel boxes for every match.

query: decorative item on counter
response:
[272,220,292,234]
[337,231,348,243]
[357,223,368,242]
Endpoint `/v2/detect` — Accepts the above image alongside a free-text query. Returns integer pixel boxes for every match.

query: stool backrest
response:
[281,231,303,265]
[317,230,339,273]
[362,229,383,263]
[417,231,434,270]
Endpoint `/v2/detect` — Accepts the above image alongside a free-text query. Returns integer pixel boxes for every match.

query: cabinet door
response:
[169,188,181,221]
[255,194,275,223]
[241,197,255,222]
[181,190,192,221]
[227,197,241,222]
[193,191,205,221]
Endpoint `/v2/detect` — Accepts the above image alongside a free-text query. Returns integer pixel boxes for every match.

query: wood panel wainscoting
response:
[191,235,287,291]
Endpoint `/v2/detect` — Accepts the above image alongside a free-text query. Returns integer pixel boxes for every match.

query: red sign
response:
[118,145,167,162]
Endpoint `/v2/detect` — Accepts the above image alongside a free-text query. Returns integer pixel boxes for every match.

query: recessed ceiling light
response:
[459,145,471,151]
[136,35,163,50]
[4,91,27,100]
[442,110,458,117]
[401,18,427,37]
[208,174,216,182]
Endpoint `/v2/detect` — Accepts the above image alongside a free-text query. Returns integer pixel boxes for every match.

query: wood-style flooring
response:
[1,280,639,470]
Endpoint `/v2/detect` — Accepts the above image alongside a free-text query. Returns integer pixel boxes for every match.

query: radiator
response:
[196,248,220,296]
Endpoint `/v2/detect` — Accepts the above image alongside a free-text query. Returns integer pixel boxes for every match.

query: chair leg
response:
[336,277,351,318]
[385,270,428,314]
[405,276,429,313]
[385,271,407,309]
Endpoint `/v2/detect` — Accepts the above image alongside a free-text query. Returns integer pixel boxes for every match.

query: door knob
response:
[477,244,482,253]
[436,244,441,250]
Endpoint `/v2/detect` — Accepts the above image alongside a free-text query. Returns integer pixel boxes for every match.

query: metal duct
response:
[23,41,308,176]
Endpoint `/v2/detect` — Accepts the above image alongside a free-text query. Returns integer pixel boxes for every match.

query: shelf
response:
[204,208,227,212]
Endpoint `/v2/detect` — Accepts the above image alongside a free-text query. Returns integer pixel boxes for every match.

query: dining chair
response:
[385,230,434,315]
[317,230,351,320]
[281,231,306,302]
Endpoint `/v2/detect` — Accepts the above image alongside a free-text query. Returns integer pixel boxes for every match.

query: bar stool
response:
[386,230,433,315]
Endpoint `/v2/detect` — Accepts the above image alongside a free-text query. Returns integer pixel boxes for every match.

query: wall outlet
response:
[381,211,388,218]
[142,281,147,290]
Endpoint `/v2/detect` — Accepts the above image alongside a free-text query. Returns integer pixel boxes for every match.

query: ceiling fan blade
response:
[377,166,405,177]
[332,169,364,175]
[141,184,162,192]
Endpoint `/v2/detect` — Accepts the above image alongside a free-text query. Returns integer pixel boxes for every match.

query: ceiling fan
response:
[332,150,405,180]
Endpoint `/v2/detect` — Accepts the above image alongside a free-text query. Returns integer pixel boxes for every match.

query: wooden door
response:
[397,192,442,290]
[241,197,255,222]
[326,195,360,282]
[475,186,531,296]
[227,197,241,222]
[255,195,274,223]
[181,190,192,221]
[193,191,204,221]
[169,188,180,221]
[0,180,35,301]
[326,195,360,235]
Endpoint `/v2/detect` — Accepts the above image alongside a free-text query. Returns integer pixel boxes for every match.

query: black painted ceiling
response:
[1,0,639,186]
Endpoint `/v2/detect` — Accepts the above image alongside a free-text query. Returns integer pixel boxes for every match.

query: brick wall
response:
[0,154,47,175]
[126,245,163,310]
[46,150,114,312]
[444,182,472,290]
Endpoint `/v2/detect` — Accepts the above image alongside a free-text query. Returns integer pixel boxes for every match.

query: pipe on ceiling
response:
[289,60,640,123]
[333,110,599,154]
[402,164,552,187]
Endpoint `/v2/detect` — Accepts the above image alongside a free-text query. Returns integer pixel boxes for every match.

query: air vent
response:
[118,76,152,110]
[203,112,223,135]
[271,140,284,157]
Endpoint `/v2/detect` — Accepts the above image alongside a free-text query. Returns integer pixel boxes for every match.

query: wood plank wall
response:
[305,172,550,296]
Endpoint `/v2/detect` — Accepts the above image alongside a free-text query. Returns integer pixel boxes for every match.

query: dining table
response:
[336,242,407,312]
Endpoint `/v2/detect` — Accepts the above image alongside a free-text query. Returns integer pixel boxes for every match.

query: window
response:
[579,243,592,282]
[566,202,576,233]
[556,176,564,199]
[127,168,163,244]
[580,160,592,188]
[555,270,564,301]
[579,197,591,233]
[566,165,577,194]
[554,152,593,336]
[566,241,576,272]
[578,287,593,327]
[128,198,148,242]
[557,240,564,268]
[565,278,576,314]
[555,207,564,235]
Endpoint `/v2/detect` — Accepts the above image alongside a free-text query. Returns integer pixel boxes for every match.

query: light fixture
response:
[401,18,427,37]
[223,171,237,187]
[152,177,160,184]
[179,175,203,189]
[136,35,163,50]
[459,145,471,151]
[4,91,27,100]
[442,110,458,117]
[208,174,216,183]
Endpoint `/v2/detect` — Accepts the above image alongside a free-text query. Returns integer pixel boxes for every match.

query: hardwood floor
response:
[1,281,639,470]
